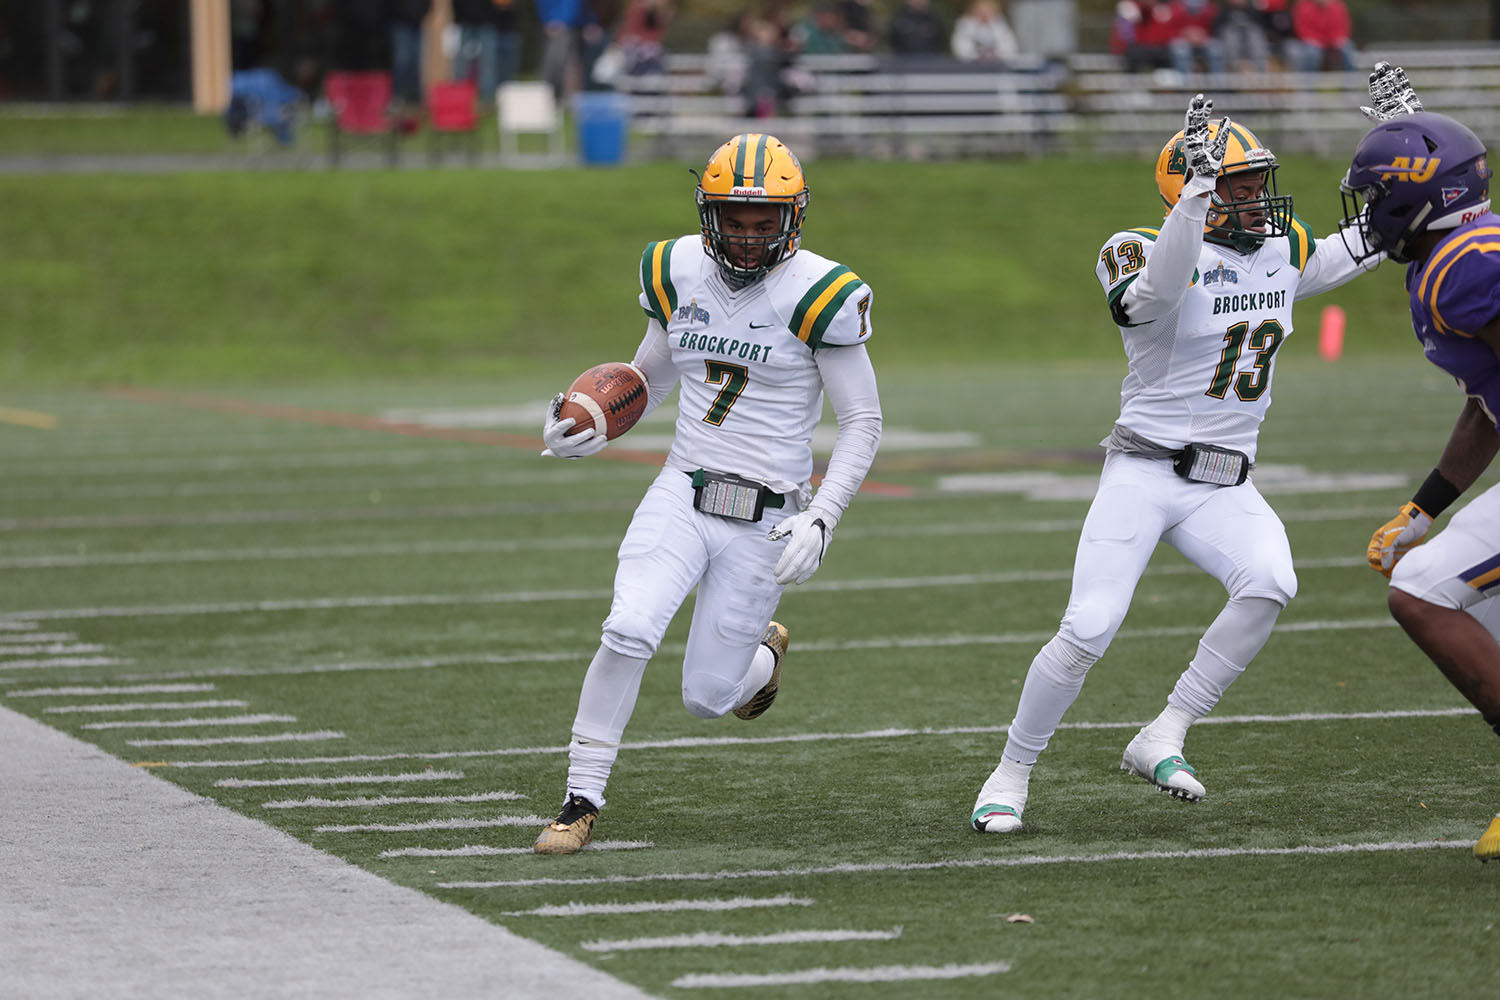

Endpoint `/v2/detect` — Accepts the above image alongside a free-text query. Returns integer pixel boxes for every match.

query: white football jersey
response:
[638,235,874,493]
[1096,216,1357,460]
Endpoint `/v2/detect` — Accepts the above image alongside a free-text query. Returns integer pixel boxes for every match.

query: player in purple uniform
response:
[1339,69,1500,861]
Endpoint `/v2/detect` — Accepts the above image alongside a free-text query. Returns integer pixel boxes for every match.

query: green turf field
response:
[2,352,1496,997]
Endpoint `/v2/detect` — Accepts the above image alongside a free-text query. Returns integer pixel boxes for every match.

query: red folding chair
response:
[425,80,480,163]
[325,70,397,167]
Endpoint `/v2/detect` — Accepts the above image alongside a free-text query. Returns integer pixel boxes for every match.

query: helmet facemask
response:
[1207,164,1293,253]
[696,194,807,287]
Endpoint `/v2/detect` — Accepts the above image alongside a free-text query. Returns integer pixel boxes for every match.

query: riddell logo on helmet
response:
[731,186,766,196]
[1375,156,1441,183]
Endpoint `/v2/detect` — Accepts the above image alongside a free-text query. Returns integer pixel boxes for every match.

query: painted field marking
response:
[126,730,344,747]
[0,657,131,670]
[144,707,1474,770]
[494,895,815,917]
[0,643,105,657]
[465,839,1475,891]
[215,770,463,788]
[263,791,526,810]
[581,927,904,953]
[314,815,549,834]
[672,962,1011,989]
[0,406,57,429]
[7,683,217,697]
[381,840,652,858]
[0,562,1377,623]
[0,633,76,644]
[0,444,491,479]
[0,621,38,631]
[44,700,248,714]
[0,503,1404,572]
[81,713,296,730]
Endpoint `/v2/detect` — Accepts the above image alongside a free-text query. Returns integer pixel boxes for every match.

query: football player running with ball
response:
[533,134,882,854]
[971,94,1381,834]
[1344,65,1500,862]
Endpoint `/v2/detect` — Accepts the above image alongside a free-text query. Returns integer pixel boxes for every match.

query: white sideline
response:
[672,962,1011,988]
[582,927,904,952]
[446,839,1479,890]
[315,814,550,833]
[10,682,217,696]
[216,769,463,787]
[81,712,295,730]
[499,895,815,917]
[0,705,654,1000]
[264,791,525,810]
[44,699,248,713]
[380,840,652,857]
[127,730,344,747]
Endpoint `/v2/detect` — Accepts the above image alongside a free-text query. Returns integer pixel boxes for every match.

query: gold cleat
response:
[1475,811,1500,863]
[733,621,789,721]
[533,794,598,855]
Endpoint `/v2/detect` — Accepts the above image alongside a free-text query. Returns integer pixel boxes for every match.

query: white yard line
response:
[498,895,815,917]
[147,706,1474,770]
[44,699,248,714]
[0,621,38,631]
[0,562,1374,623]
[216,770,464,788]
[315,815,549,834]
[0,656,131,669]
[81,713,295,730]
[380,840,651,858]
[582,927,904,952]
[7,682,216,697]
[449,839,1477,891]
[672,962,1011,988]
[0,704,653,1000]
[0,643,105,656]
[264,791,525,810]
[127,730,344,747]
[0,632,75,643]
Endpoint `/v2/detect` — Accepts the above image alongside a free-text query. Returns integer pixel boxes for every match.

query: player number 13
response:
[1206,318,1285,401]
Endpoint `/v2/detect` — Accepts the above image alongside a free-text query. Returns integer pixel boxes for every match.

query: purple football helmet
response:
[1340,111,1492,263]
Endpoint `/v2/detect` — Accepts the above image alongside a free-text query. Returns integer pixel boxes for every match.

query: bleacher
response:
[609,43,1500,160]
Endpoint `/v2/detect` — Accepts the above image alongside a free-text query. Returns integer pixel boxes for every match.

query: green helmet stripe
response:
[753,134,767,188]
[733,135,749,187]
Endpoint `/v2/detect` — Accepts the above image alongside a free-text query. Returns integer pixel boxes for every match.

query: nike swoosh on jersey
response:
[749,322,775,328]
[1266,268,1281,277]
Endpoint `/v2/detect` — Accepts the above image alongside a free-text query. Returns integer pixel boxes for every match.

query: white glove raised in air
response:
[1366,502,1433,577]
[1181,93,1230,200]
[767,511,829,586]
[540,392,609,460]
[1360,62,1423,123]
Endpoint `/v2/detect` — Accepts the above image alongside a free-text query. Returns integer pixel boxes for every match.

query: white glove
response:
[1360,62,1423,122]
[1181,93,1229,199]
[540,392,608,460]
[1366,502,1433,577]
[767,511,829,586]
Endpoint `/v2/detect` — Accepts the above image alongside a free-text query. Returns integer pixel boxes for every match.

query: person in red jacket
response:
[1289,0,1355,71]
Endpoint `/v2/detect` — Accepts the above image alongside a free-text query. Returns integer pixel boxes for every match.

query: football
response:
[558,362,649,441]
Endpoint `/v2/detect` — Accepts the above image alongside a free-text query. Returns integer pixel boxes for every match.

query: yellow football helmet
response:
[696,133,810,284]
[1155,119,1292,252]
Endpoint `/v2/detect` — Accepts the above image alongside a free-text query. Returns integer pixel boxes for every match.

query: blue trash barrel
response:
[574,91,629,166]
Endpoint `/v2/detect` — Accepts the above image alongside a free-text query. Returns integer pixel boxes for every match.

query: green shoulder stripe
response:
[639,238,681,327]
[1287,214,1315,271]
[791,265,865,348]
[1125,227,1161,241]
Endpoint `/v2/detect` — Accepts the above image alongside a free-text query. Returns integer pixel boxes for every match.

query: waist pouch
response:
[1172,443,1251,487]
[687,469,786,522]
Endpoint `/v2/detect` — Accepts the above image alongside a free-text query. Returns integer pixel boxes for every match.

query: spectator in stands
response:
[617,0,672,75]
[333,0,385,72]
[387,0,430,105]
[1215,0,1271,72]
[1111,0,1174,73]
[453,0,520,103]
[1259,0,1294,63]
[537,0,586,99]
[741,16,790,117]
[792,4,851,55]
[1288,0,1354,71]
[834,0,879,53]
[706,11,751,95]
[1167,0,1224,75]
[952,0,1020,63]
[583,0,621,88]
[888,0,947,57]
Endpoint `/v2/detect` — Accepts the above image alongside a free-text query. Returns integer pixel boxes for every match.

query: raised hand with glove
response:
[767,511,830,586]
[1180,93,1230,199]
[1360,62,1423,123]
[540,392,609,460]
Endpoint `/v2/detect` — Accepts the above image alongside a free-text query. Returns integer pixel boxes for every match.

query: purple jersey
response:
[1407,211,1500,427]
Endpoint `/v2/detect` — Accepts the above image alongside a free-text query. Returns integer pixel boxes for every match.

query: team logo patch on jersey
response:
[1442,186,1470,207]
[1202,261,1239,287]
[674,298,712,326]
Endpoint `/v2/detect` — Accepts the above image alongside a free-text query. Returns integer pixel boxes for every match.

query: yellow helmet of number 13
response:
[1155,118,1292,253]
[696,133,810,284]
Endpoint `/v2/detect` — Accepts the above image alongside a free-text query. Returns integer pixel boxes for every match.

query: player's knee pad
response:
[601,611,659,660]
[1231,554,1297,606]
[681,672,740,720]
[1062,592,1131,653]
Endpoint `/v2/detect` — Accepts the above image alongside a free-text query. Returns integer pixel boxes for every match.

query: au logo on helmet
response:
[1376,156,1441,183]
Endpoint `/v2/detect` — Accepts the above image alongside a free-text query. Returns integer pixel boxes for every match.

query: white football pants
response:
[1003,451,1298,763]
[1391,479,1500,636]
[564,467,790,804]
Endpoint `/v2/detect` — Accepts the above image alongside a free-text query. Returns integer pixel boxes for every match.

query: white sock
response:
[1003,634,1098,765]
[737,643,776,705]
[1167,596,1281,720]
[565,644,651,808]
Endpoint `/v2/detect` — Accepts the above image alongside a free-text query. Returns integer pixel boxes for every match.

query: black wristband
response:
[1411,469,1461,518]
